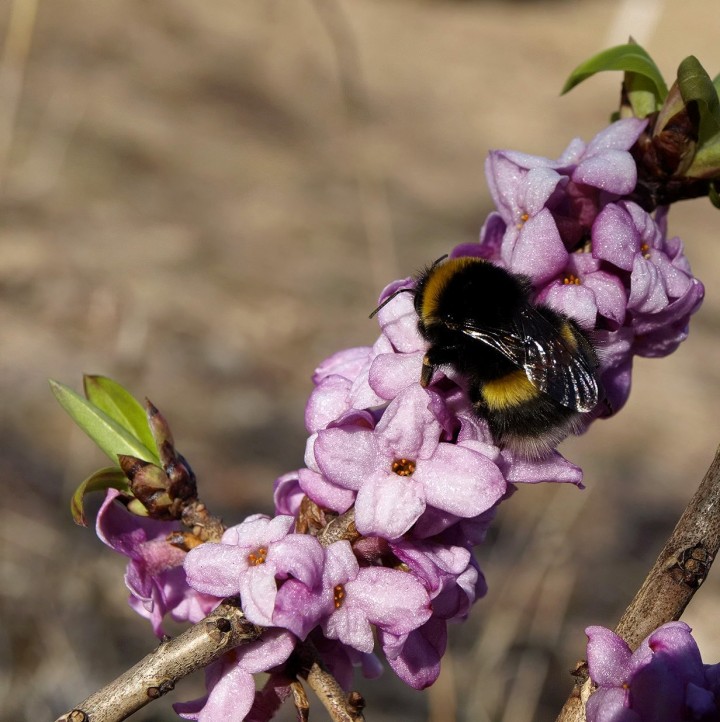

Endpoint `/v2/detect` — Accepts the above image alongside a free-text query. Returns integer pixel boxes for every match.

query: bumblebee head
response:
[415,256,486,327]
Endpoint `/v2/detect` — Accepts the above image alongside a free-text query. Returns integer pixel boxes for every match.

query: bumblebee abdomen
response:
[477,379,583,459]
[479,370,540,411]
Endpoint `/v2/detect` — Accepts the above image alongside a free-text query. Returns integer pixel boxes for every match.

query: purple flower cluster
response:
[93,117,704,721]
[586,623,720,721]
[464,118,704,413]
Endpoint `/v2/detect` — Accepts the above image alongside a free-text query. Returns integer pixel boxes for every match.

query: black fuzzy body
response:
[413,257,599,458]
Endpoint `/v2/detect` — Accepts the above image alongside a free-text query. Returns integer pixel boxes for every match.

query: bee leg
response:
[420,354,436,387]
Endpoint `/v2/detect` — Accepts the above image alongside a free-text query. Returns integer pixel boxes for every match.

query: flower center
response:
[516,212,530,229]
[333,584,346,609]
[563,274,581,285]
[391,458,416,476]
[247,546,268,566]
[640,242,651,259]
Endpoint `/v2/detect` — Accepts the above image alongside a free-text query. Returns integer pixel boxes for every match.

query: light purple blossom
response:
[174,629,296,722]
[473,124,702,418]
[96,489,217,636]
[380,616,448,689]
[310,384,507,538]
[586,622,720,721]
[184,515,324,627]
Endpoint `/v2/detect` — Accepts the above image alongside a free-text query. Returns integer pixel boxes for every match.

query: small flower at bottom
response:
[585,622,720,721]
[184,514,324,627]
[174,628,296,722]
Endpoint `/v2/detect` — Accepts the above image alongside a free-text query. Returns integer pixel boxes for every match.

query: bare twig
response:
[317,508,360,547]
[55,598,261,722]
[298,641,365,722]
[556,444,720,722]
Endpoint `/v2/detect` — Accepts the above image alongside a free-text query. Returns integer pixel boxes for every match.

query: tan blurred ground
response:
[1,1,720,720]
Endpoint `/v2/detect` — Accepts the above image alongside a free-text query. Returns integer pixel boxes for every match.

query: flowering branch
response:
[556,443,720,722]
[56,501,366,722]
[50,44,720,722]
[54,599,261,722]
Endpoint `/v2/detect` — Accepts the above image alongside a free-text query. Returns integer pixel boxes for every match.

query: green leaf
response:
[653,81,687,136]
[83,375,159,459]
[562,43,668,104]
[687,141,720,179]
[71,467,130,526]
[50,379,160,465]
[127,498,150,517]
[625,71,661,118]
[678,56,720,145]
[709,182,720,209]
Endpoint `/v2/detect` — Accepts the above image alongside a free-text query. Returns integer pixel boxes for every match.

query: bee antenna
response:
[431,254,449,268]
[368,288,415,319]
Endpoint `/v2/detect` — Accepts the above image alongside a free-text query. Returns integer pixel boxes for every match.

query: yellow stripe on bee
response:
[559,322,578,351]
[421,257,484,323]
[481,370,539,410]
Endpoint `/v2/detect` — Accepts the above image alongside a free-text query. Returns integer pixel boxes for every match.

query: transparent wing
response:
[455,308,599,412]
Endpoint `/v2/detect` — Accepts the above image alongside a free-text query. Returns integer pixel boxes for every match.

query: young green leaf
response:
[624,72,661,118]
[678,56,720,142]
[562,43,668,103]
[50,379,161,465]
[83,375,160,459]
[71,467,130,526]
[709,182,720,209]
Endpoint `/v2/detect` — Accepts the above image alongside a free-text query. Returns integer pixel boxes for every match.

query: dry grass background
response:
[1,1,720,720]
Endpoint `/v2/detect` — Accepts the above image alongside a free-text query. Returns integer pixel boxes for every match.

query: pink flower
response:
[311,384,507,538]
[184,515,324,627]
[585,623,720,721]
[175,629,296,721]
[96,489,216,636]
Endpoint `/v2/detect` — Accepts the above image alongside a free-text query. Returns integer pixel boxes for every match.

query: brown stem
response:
[55,599,261,722]
[297,640,365,722]
[556,444,720,722]
[180,499,225,543]
[317,508,360,547]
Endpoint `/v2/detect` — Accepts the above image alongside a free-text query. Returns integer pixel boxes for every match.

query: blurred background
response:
[2,0,719,720]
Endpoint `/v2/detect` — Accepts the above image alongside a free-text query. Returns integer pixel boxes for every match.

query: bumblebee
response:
[373,256,601,458]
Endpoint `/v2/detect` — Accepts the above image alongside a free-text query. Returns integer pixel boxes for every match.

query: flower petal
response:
[573,149,637,195]
[381,617,447,690]
[184,543,248,597]
[314,427,378,490]
[418,443,506,518]
[354,472,426,539]
[375,384,441,460]
[508,209,568,284]
[586,626,632,687]
[239,565,278,626]
[592,204,638,271]
[347,567,432,636]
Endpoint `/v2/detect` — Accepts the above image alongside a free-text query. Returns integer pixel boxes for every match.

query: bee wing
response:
[515,308,599,412]
[454,325,527,364]
[455,311,599,413]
